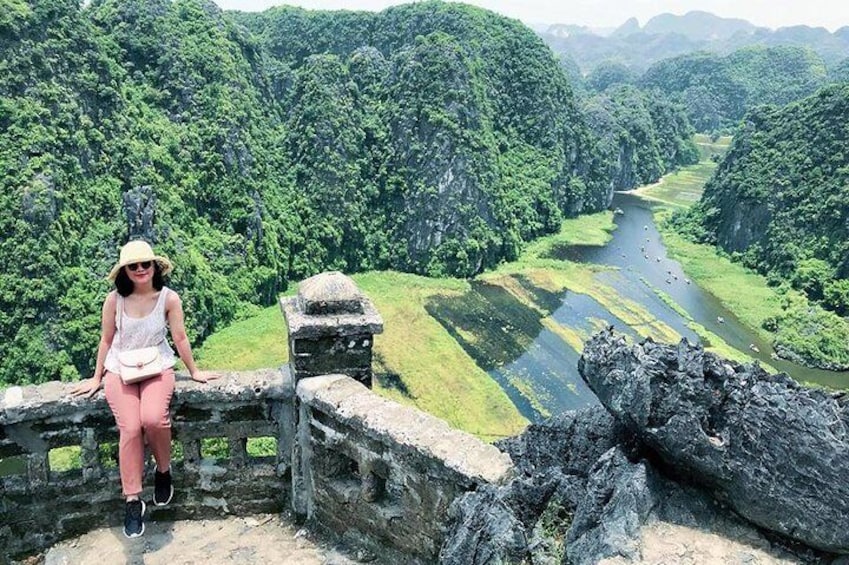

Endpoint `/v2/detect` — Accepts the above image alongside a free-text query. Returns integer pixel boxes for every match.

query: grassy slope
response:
[632,161,719,208]
[635,134,730,208]
[694,133,733,161]
[355,272,528,441]
[197,272,530,441]
[197,304,290,370]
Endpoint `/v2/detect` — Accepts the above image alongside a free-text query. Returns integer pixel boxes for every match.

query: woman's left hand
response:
[190,371,221,383]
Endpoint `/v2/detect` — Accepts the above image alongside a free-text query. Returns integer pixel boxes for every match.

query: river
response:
[488,192,849,422]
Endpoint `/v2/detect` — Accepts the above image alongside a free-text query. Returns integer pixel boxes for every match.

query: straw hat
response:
[107,240,173,281]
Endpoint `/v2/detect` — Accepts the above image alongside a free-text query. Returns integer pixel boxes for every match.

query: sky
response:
[212,0,849,32]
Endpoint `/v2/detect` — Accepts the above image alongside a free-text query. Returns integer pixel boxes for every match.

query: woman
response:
[70,240,219,538]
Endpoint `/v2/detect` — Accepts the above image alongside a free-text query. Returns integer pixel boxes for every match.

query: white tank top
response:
[104,287,177,374]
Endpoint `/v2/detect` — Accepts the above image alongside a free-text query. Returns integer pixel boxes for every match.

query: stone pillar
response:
[280,271,384,388]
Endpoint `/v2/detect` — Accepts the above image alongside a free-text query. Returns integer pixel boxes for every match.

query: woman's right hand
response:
[190,370,221,384]
[69,377,102,399]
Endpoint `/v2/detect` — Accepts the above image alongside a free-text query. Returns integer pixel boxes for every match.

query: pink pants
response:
[104,369,175,497]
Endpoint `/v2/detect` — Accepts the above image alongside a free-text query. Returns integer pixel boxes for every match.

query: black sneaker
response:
[123,499,145,538]
[154,469,173,506]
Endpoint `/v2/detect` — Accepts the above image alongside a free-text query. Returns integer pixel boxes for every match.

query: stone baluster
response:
[80,428,101,480]
[27,452,49,487]
[229,437,248,468]
[182,438,201,466]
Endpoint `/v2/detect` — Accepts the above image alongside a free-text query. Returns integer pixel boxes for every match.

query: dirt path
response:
[600,521,800,565]
[31,514,805,564]
[40,514,362,565]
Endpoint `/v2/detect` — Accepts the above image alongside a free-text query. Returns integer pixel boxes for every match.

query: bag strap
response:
[116,293,124,345]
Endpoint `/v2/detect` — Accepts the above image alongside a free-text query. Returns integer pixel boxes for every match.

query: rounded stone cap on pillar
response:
[280,271,384,339]
[298,271,363,315]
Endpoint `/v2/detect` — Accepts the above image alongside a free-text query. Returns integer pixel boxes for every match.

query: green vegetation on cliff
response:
[582,85,699,191]
[661,90,849,370]
[639,46,830,132]
[693,86,849,290]
[0,0,294,385]
[0,0,612,385]
[1,0,707,386]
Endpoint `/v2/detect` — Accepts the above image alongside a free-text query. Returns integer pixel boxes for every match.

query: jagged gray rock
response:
[565,447,656,565]
[123,182,157,241]
[440,408,631,565]
[438,480,534,565]
[439,396,835,565]
[579,328,849,554]
[496,408,630,477]
[440,328,849,563]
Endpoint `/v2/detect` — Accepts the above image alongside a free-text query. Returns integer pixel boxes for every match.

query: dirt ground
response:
[600,521,801,565]
[30,514,807,564]
[37,514,363,565]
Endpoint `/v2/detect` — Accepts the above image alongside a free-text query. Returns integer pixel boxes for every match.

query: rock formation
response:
[440,329,847,563]
[579,329,849,554]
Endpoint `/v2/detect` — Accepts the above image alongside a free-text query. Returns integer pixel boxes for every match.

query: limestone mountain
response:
[0,0,299,385]
[609,17,640,38]
[731,25,849,65]
[581,85,698,192]
[638,45,830,131]
[230,1,612,270]
[540,12,849,73]
[688,84,849,368]
[545,23,596,39]
[641,11,759,42]
[698,85,849,284]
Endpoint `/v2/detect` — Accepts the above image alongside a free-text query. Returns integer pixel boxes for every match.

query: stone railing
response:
[0,271,515,563]
[295,375,512,563]
[0,369,292,559]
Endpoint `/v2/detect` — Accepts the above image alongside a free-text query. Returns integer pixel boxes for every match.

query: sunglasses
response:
[126,261,153,272]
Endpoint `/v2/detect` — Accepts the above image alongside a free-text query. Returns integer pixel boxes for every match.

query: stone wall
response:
[0,369,292,560]
[295,375,513,563]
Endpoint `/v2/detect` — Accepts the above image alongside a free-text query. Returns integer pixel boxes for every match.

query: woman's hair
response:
[114,262,165,296]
